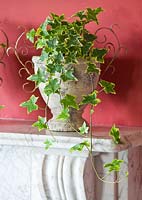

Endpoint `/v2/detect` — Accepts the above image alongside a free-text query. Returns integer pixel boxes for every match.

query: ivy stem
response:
[89,74,95,153]
[98,88,104,94]
[87,148,126,184]
[68,121,87,138]
[89,105,93,153]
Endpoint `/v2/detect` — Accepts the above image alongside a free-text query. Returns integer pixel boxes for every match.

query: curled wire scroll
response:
[0,29,9,86]
[95,24,126,76]
[7,28,36,93]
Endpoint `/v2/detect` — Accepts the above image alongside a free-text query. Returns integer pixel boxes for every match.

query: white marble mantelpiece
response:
[0,119,142,200]
[1,119,142,152]
[0,131,127,156]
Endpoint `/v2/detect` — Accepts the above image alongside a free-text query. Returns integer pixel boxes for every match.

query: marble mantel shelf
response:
[0,119,142,155]
[0,119,141,200]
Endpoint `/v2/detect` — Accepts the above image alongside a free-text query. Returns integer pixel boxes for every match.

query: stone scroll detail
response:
[32,153,96,200]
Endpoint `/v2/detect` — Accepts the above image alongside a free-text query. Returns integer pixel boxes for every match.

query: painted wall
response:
[0,0,142,127]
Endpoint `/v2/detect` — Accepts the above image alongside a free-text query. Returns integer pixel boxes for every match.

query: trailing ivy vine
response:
[8,7,128,183]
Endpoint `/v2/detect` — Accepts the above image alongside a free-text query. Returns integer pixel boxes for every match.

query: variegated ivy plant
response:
[19,7,126,179]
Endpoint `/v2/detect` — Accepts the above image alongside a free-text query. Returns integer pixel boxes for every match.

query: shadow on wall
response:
[107,57,142,123]
[83,56,142,127]
[102,57,139,100]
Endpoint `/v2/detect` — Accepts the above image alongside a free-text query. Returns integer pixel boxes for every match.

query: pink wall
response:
[0,0,142,127]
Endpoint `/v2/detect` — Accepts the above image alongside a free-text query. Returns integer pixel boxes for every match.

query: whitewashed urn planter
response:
[32,56,99,132]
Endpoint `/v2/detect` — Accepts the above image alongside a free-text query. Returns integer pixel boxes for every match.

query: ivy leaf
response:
[79,122,89,135]
[35,38,47,49]
[50,13,65,27]
[86,7,103,24]
[99,80,116,94]
[66,34,81,48]
[0,105,5,109]
[44,78,60,96]
[84,32,97,42]
[80,90,101,106]
[44,139,54,150]
[86,62,101,74]
[73,10,86,20]
[109,124,121,144]
[20,95,38,114]
[61,69,78,82]
[40,49,50,62]
[26,29,36,43]
[104,159,124,173]
[61,94,79,110]
[35,27,42,37]
[61,69,77,82]
[54,51,64,64]
[81,41,92,56]
[39,17,52,35]
[56,108,70,121]
[70,140,90,152]
[65,51,78,64]
[27,68,46,86]
[92,48,107,63]
[32,116,48,131]
[74,7,103,24]
[47,38,58,48]
[46,63,63,73]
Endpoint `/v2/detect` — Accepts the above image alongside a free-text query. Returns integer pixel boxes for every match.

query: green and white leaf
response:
[27,68,46,86]
[104,159,124,173]
[99,80,116,94]
[80,90,101,106]
[61,69,78,82]
[79,122,89,135]
[35,38,47,49]
[73,10,86,20]
[44,78,60,96]
[40,49,49,61]
[47,38,58,48]
[56,108,70,121]
[84,32,97,42]
[20,95,38,114]
[70,140,90,152]
[44,139,55,150]
[86,62,101,74]
[61,94,79,110]
[26,29,36,43]
[81,41,92,56]
[92,48,107,63]
[74,7,103,24]
[32,116,48,131]
[109,124,121,144]
[86,7,103,24]
[39,17,52,35]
